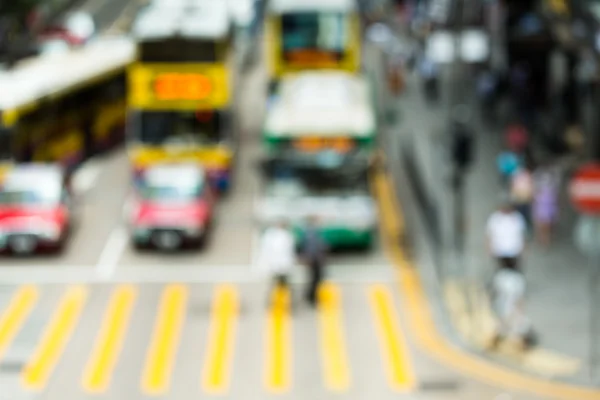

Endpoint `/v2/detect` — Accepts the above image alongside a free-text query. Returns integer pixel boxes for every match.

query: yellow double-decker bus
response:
[0,37,134,172]
[127,0,238,193]
[264,0,361,93]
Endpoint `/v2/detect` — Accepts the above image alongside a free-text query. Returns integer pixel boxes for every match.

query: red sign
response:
[154,73,213,101]
[570,163,600,214]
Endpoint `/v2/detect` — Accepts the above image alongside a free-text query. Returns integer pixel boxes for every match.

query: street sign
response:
[570,163,600,214]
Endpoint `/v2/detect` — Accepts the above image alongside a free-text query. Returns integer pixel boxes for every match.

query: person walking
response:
[257,220,297,307]
[488,261,537,351]
[486,198,527,271]
[510,163,535,233]
[496,147,521,187]
[301,216,328,308]
[532,162,560,247]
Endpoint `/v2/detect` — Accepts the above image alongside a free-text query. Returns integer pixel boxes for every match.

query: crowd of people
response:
[486,122,564,351]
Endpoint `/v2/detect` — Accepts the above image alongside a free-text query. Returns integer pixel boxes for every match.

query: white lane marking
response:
[0,264,393,284]
[95,227,128,280]
[72,161,103,196]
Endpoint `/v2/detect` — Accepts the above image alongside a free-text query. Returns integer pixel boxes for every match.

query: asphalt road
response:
[0,2,547,399]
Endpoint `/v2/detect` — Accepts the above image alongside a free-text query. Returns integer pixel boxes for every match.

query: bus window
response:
[139,39,221,63]
[0,127,12,160]
[281,12,347,61]
[137,111,222,146]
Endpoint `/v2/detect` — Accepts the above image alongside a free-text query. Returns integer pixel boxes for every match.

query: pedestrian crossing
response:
[0,282,415,396]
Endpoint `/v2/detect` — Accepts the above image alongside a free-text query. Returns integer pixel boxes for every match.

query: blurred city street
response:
[0,0,600,399]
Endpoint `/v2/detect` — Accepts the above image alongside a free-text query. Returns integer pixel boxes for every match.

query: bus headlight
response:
[346,219,374,231]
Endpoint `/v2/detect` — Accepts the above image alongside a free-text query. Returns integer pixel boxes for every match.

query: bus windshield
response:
[134,111,224,146]
[139,39,221,63]
[281,12,348,61]
[263,157,369,196]
[0,128,11,160]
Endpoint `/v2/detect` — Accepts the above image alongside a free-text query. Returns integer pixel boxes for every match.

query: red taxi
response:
[126,164,215,251]
[0,165,73,255]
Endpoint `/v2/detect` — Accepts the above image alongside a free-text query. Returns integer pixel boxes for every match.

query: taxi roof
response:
[143,164,206,187]
[269,0,356,14]
[265,71,375,136]
[1,165,64,190]
[0,37,134,113]
[133,0,230,40]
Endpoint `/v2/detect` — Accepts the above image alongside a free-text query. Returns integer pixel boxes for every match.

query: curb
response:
[443,280,582,378]
[372,165,600,399]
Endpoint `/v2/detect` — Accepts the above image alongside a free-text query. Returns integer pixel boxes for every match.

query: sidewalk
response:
[382,58,599,384]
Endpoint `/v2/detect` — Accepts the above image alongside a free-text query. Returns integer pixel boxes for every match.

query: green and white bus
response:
[257,71,378,250]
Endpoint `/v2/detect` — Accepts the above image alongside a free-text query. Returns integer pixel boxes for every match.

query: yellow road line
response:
[141,285,187,395]
[264,285,291,393]
[368,285,415,392]
[371,168,408,266]
[22,286,88,391]
[373,165,600,399]
[317,283,350,391]
[202,284,239,394]
[82,285,137,393]
[0,286,38,362]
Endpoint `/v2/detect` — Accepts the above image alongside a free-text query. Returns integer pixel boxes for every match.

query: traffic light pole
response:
[449,0,481,340]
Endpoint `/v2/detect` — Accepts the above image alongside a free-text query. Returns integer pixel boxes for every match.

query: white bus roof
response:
[0,37,134,112]
[227,0,254,26]
[269,0,356,14]
[133,0,230,40]
[265,71,375,137]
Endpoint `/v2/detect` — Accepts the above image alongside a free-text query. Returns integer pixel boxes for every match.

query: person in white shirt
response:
[257,220,297,306]
[486,199,527,270]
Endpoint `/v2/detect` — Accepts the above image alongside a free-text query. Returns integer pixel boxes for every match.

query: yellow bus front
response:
[127,41,236,192]
[265,1,361,86]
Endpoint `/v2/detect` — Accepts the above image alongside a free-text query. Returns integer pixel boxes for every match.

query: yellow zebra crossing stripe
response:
[82,285,137,393]
[368,285,416,392]
[264,284,292,393]
[22,285,88,391]
[141,285,188,395]
[202,284,239,394]
[0,286,38,362]
[0,282,419,394]
[318,283,351,391]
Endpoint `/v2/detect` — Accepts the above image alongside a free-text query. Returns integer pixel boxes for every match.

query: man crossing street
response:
[301,216,328,307]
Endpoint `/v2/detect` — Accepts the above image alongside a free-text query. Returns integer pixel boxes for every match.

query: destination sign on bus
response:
[285,50,342,68]
[128,63,229,110]
[154,73,213,100]
[292,137,354,152]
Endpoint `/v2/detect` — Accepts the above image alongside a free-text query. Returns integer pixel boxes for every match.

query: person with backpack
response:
[301,216,328,308]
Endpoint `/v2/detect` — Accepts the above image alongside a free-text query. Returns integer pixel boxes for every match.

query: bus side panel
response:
[92,74,127,153]
[11,72,127,171]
